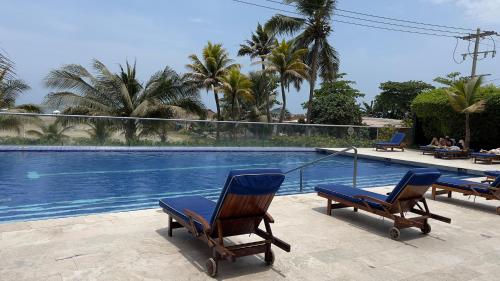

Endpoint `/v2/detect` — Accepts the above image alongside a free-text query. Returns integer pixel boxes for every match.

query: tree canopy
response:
[373,80,434,119]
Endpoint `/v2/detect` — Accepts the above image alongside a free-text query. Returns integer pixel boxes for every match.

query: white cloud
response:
[427,0,500,23]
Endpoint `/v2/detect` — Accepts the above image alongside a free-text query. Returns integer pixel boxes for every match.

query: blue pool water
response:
[0,151,471,223]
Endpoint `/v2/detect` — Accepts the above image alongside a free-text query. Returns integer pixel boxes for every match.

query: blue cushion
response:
[159,196,216,231]
[159,169,285,230]
[315,184,388,210]
[375,132,405,146]
[386,168,441,203]
[391,132,406,144]
[211,168,285,223]
[471,153,497,158]
[485,171,500,177]
[420,146,436,151]
[434,178,492,194]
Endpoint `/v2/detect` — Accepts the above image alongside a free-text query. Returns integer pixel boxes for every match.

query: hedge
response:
[412,86,500,149]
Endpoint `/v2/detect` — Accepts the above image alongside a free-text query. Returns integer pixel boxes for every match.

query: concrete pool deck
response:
[318,148,499,175]
[1,184,500,281]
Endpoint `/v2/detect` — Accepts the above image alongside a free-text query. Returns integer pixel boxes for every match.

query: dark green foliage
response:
[374,81,434,119]
[412,86,500,149]
[308,78,363,125]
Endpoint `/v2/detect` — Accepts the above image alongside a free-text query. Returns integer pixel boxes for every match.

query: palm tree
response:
[0,62,41,133]
[218,68,253,120]
[245,71,278,121]
[266,0,339,123]
[44,59,205,143]
[263,40,308,123]
[238,24,276,122]
[0,67,30,109]
[446,76,486,150]
[27,122,73,144]
[186,42,239,121]
[362,101,374,117]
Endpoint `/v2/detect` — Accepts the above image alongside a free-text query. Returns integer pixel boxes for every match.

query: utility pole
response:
[459,29,498,77]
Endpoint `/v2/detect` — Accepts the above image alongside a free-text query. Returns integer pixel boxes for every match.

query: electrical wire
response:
[262,0,475,31]
[231,0,460,38]
[452,37,465,64]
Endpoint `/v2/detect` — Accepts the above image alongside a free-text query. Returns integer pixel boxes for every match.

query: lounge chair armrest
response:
[184,208,211,233]
[264,212,274,223]
[353,195,392,207]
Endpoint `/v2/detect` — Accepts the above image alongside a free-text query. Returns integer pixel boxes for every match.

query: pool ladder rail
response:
[285,147,358,192]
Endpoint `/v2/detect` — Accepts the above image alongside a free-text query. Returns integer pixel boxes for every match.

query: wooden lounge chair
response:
[314,168,451,240]
[374,132,406,151]
[434,149,470,159]
[420,145,437,155]
[432,175,500,215]
[471,153,500,164]
[158,169,290,277]
[484,171,500,183]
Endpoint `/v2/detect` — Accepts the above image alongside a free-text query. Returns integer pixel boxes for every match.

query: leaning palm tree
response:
[218,68,253,121]
[238,24,276,122]
[446,76,486,150]
[263,40,308,123]
[266,0,339,123]
[44,59,205,143]
[0,67,30,109]
[186,42,239,121]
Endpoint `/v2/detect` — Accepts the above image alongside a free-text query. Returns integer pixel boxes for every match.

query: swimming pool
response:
[0,151,471,223]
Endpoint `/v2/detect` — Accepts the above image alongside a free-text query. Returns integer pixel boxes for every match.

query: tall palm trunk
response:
[213,89,222,121]
[465,113,470,149]
[231,94,237,120]
[306,40,320,124]
[279,77,286,123]
[125,119,136,144]
[261,57,272,123]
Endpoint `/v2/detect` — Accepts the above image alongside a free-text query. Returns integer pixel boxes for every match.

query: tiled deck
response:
[1,186,499,281]
[318,148,499,174]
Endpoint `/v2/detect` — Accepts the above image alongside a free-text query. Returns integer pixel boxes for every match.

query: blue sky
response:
[1,0,499,113]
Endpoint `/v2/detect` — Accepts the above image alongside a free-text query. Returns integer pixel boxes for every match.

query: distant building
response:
[362,117,403,127]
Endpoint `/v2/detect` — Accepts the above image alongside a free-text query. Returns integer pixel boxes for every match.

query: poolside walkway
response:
[319,148,499,175]
[1,184,499,281]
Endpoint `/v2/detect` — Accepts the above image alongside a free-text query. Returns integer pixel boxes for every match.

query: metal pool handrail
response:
[286,147,358,191]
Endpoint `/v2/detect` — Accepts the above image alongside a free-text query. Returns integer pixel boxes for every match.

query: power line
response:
[262,0,475,32]
[231,0,459,38]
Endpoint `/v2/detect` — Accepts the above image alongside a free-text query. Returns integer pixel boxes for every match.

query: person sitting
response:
[457,140,465,150]
[428,137,440,147]
[438,138,448,147]
[444,136,454,147]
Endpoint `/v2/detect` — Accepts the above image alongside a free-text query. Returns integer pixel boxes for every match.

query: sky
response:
[1,0,499,113]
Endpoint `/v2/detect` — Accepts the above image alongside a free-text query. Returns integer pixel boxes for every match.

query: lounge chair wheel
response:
[264,249,275,266]
[389,227,400,240]
[421,222,431,235]
[206,258,218,277]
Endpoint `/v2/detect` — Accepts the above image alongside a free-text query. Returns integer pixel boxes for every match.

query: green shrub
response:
[412,87,500,149]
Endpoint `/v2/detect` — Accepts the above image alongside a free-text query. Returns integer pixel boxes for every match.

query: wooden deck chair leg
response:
[327,199,332,215]
[168,215,173,237]
[447,191,452,198]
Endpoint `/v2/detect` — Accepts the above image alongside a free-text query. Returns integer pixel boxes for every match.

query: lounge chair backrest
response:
[385,168,441,213]
[210,169,285,236]
[390,132,406,144]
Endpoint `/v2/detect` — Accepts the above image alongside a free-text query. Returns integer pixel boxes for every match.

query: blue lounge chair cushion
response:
[375,132,405,146]
[420,146,436,151]
[211,168,285,223]
[315,184,388,210]
[434,178,495,194]
[471,153,497,158]
[159,196,216,231]
[315,168,441,209]
[485,171,500,178]
[159,168,285,230]
[386,168,441,203]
